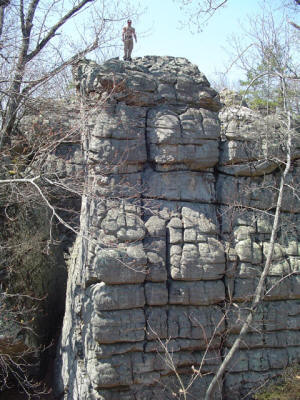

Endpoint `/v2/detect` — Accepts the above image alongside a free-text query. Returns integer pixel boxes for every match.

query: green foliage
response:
[254,365,300,400]
[238,43,289,113]
[237,20,300,114]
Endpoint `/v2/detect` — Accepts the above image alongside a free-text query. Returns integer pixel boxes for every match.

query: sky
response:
[120,0,299,87]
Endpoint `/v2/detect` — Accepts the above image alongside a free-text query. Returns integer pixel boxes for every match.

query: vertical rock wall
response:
[218,95,300,398]
[56,57,300,400]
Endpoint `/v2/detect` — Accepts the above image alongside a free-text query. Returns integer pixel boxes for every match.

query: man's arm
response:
[122,27,126,41]
[133,28,137,42]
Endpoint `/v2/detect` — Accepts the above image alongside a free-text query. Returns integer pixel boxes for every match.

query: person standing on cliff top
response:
[122,19,137,61]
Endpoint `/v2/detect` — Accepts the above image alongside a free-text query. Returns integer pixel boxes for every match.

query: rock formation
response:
[49,56,300,400]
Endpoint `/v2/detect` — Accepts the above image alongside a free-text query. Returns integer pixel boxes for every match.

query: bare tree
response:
[205,110,294,400]
[226,2,300,112]
[174,0,300,33]
[173,0,228,31]
[205,6,299,398]
[285,0,300,30]
[0,0,141,148]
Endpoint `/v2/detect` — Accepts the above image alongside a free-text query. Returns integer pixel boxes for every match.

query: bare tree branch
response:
[26,0,95,63]
[204,112,293,400]
[288,19,300,29]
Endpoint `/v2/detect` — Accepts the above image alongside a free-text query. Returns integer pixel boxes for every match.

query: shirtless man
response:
[122,19,137,61]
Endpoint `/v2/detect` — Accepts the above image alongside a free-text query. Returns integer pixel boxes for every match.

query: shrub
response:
[254,365,300,400]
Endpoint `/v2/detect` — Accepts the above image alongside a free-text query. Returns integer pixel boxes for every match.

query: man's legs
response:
[124,39,133,61]
[127,39,133,61]
[123,40,129,60]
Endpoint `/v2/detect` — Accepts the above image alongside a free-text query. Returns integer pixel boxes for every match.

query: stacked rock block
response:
[218,92,300,399]
[56,58,300,400]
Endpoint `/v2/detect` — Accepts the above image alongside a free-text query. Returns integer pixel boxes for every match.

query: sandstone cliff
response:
[51,56,300,400]
[3,56,299,399]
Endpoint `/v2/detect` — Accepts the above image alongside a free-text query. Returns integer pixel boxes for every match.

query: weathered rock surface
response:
[54,56,300,400]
